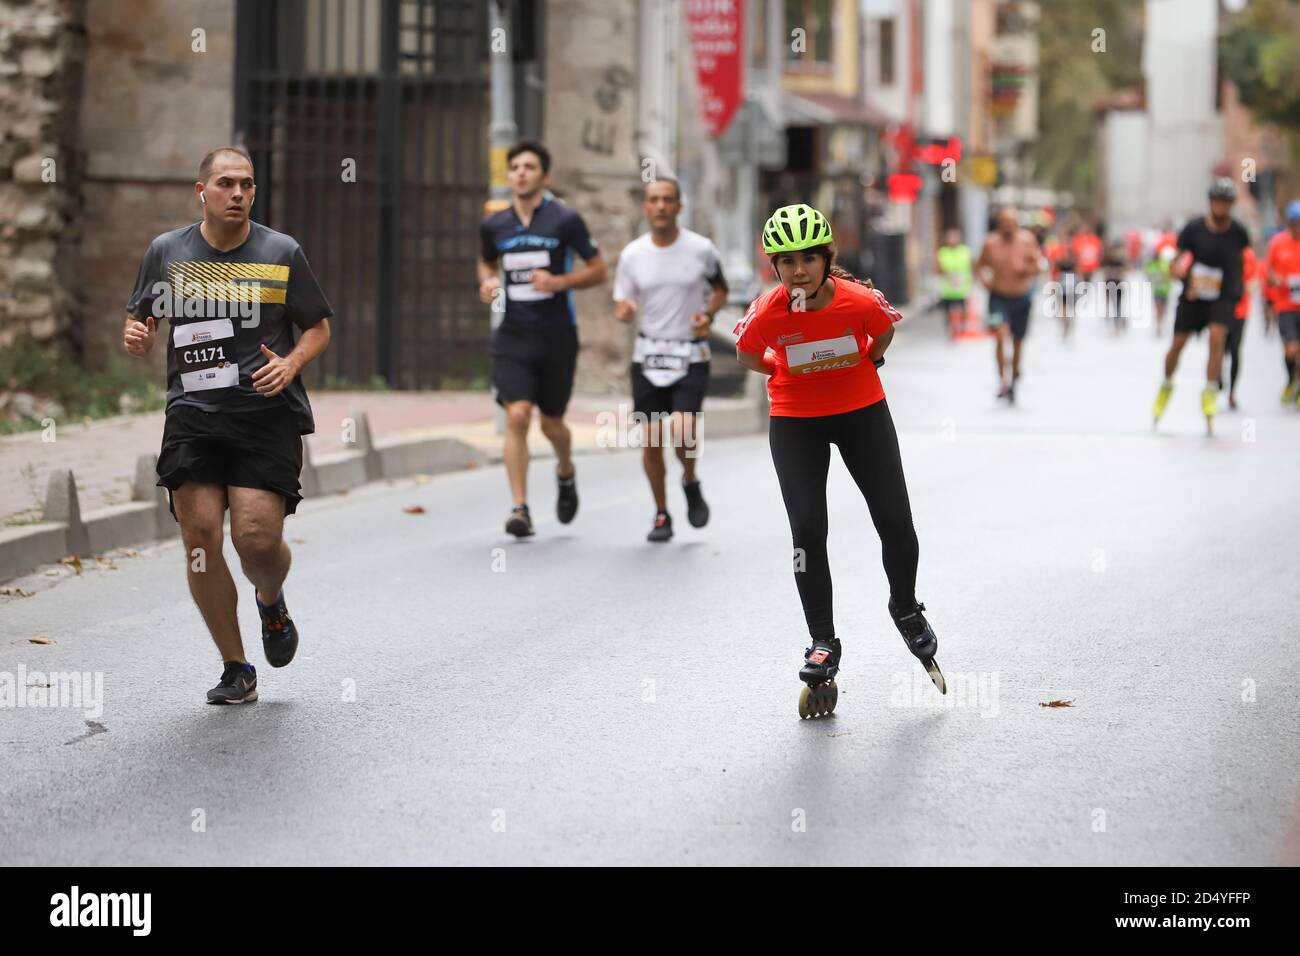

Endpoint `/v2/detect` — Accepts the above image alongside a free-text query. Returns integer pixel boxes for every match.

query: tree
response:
[1219,0,1300,132]
[1025,0,1144,201]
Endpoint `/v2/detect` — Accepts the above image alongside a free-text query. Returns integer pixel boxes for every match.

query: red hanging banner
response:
[686,0,744,138]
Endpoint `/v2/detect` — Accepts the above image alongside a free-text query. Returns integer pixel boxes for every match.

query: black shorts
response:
[491,321,578,418]
[987,292,1032,340]
[156,403,304,518]
[1173,298,1234,335]
[631,361,709,415]
[1279,311,1300,343]
[941,298,967,317]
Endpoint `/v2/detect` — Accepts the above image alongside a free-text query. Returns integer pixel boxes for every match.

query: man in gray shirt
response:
[613,178,727,541]
[124,146,332,704]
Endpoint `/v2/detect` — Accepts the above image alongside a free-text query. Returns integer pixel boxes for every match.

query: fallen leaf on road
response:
[59,555,83,575]
[0,588,34,597]
[95,556,117,570]
[44,570,59,576]
[120,549,139,558]
[463,461,480,469]
[414,474,432,484]
[337,489,349,496]
[1039,699,1074,708]
[403,505,426,514]
[30,636,56,645]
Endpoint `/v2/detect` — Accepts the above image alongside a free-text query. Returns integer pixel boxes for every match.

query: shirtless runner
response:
[976,208,1042,402]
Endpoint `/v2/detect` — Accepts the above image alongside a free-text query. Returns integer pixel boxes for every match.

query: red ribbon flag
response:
[687,0,744,138]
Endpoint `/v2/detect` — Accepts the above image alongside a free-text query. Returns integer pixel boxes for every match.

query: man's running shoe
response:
[683,479,710,528]
[556,468,578,524]
[1152,380,1173,424]
[256,590,299,668]
[1282,380,1297,404]
[505,504,534,538]
[647,511,673,542]
[207,661,257,705]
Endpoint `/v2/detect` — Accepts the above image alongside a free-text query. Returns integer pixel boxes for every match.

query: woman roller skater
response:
[734,204,946,719]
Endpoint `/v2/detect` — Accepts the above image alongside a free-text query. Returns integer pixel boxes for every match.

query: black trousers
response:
[768,400,919,641]
[1225,318,1245,393]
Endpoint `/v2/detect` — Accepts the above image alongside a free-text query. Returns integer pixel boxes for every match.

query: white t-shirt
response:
[613,229,724,342]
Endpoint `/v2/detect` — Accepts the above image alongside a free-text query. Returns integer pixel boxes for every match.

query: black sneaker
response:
[683,479,710,528]
[647,511,673,542]
[505,504,534,538]
[256,590,299,668]
[556,468,578,524]
[207,661,258,705]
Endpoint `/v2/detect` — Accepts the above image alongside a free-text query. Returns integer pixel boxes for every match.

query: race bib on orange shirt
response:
[785,334,862,375]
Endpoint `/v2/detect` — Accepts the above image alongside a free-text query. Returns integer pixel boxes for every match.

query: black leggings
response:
[1225,319,1245,393]
[768,400,919,641]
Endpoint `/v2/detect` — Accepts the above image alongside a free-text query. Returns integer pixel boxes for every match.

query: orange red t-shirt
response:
[733,278,901,417]
[1236,246,1256,320]
[1265,230,1300,312]
[1071,233,1103,274]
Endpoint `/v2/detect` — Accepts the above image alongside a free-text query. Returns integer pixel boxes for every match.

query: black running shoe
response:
[889,598,938,660]
[647,511,673,542]
[207,661,258,704]
[505,504,534,538]
[683,479,710,528]
[556,468,578,524]
[256,590,299,668]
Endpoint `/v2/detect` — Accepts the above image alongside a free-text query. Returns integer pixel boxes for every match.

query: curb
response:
[0,392,767,584]
[0,415,491,584]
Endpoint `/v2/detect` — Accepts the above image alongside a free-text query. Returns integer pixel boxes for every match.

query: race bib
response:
[173,318,238,392]
[785,334,862,375]
[502,250,553,302]
[1188,263,1223,301]
[634,336,696,388]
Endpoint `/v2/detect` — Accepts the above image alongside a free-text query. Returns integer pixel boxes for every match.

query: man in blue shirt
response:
[478,140,607,537]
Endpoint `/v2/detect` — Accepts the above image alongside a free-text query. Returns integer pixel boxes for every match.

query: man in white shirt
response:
[613,178,727,542]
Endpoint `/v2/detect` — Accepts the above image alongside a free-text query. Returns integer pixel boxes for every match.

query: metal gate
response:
[234,0,490,389]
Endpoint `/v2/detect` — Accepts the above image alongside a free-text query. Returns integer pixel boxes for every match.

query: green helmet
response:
[762,204,833,255]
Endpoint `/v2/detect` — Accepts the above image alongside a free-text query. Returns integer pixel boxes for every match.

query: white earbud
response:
[199,191,206,205]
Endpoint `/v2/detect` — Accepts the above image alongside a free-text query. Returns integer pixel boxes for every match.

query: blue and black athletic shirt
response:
[479,197,599,328]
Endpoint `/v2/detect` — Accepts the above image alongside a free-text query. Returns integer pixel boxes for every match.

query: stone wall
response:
[76,0,235,366]
[543,0,642,394]
[0,0,87,349]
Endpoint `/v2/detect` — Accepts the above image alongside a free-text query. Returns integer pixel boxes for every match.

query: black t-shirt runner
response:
[479,197,599,329]
[1177,216,1251,304]
[127,221,333,434]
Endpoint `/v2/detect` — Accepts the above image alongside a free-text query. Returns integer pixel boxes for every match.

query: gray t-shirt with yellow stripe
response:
[127,221,332,434]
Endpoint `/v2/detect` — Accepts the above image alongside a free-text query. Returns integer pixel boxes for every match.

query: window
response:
[785,0,833,68]
[879,18,895,86]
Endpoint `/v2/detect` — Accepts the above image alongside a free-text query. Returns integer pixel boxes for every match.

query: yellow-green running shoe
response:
[1282,380,1297,404]
[1152,381,1173,423]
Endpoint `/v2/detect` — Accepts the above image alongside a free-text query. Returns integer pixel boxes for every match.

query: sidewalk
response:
[0,388,758,526]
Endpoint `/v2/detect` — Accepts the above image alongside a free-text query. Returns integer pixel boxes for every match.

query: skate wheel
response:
[798,684,815,719]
